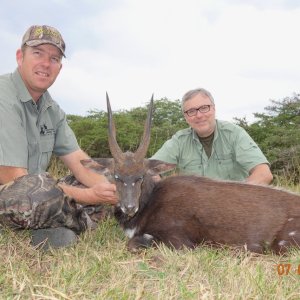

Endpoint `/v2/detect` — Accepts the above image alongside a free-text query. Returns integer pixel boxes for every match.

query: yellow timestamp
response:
[277,264,300,275]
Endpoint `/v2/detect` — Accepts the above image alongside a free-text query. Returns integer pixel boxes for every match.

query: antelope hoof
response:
[127,234,154,252]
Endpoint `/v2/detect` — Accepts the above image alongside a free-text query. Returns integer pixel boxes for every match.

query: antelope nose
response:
[123,204,138,217]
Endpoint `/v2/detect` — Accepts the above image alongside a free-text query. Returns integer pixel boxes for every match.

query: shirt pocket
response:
[215,153,234,178]
[40,135,55,171]
[179,158,203,175]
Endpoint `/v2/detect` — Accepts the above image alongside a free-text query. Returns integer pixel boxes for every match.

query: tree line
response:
[66,94,300,183]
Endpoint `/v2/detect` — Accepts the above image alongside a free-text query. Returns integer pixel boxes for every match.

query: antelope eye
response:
[114,175,120,181]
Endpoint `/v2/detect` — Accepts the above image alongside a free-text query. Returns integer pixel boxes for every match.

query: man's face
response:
[16,44,62,101]
[183,93,216,137]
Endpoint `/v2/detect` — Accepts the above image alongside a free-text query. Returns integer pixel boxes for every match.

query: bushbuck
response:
[79,94,300,254]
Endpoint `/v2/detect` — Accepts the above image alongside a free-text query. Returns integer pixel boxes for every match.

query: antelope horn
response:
[134,95,154,161]
[106,92,124,162]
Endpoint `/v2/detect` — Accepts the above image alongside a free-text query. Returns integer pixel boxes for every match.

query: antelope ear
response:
[80,158,114,174]
[146,159,177,175]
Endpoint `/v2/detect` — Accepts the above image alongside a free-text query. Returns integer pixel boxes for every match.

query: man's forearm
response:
[58,184,97,205]
[246,164,273,185]
[0,166,28,184]
[73,167,108,188]
[60,150,108,188]
[58,181,118,206]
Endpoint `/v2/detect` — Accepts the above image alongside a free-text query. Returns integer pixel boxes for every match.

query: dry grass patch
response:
[1,218,300,299]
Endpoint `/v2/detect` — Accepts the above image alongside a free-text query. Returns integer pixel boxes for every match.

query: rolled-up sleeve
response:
[52,108,79,157]
[151,135,180,164]
[234,128,269,172]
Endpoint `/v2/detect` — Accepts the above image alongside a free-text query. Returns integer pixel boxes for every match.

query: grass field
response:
[1,215,300,300]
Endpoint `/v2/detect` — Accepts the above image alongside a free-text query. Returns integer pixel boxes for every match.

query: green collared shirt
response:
[151,120,269,181]
[0,69,79,174]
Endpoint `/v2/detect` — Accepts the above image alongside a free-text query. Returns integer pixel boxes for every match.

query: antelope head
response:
[107,93,155,216]
[81,94,176,217]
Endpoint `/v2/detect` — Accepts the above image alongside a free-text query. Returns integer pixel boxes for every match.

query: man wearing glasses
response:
[152,88,273,185]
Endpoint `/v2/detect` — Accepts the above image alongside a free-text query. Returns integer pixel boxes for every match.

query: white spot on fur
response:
[125,228,136,238]
[288,218,294,222]
[278,240,287,246]
[143,234,154,241]
[289,231,296,236]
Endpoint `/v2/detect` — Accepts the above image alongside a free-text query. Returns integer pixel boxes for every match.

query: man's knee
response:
[31,227,78,250]
[0,173,88,233]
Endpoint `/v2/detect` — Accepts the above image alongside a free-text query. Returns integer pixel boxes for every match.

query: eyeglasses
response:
[184,105,213,117]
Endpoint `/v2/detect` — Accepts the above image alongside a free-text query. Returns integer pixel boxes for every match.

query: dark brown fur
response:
[117,175,300,254]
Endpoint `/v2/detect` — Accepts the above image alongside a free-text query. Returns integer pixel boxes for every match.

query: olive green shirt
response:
[151,120,269,181]
[0,69,79,174]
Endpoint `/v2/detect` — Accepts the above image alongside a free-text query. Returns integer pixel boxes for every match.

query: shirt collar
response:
[191,120,219,141]
[12,69,32,103]
[214,120,219,140]
[12,68,53,109]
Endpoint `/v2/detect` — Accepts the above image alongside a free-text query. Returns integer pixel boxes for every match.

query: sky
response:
[0,0,299,123]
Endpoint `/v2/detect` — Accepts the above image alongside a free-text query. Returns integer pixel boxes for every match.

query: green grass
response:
[1,217,300,299]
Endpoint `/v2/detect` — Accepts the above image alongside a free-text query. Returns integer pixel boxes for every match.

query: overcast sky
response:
[1,0,299,122]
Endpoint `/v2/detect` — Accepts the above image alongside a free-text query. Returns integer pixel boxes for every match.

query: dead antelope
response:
[81,94,300,254]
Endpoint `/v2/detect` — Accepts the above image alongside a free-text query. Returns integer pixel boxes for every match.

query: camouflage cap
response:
[21,25,66,57]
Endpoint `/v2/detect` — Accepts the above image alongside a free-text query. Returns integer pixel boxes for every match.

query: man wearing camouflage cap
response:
[0,25,117,249]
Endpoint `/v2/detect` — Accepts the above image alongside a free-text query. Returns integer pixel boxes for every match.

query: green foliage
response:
[234,93,300,183]
[67,111,111,157]
[150,98,186,156]
[67,97,186,158]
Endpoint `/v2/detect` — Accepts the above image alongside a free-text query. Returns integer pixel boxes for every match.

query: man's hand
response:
[87,181,118,205]
[59,150,119,205]
[58,181,118,205]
